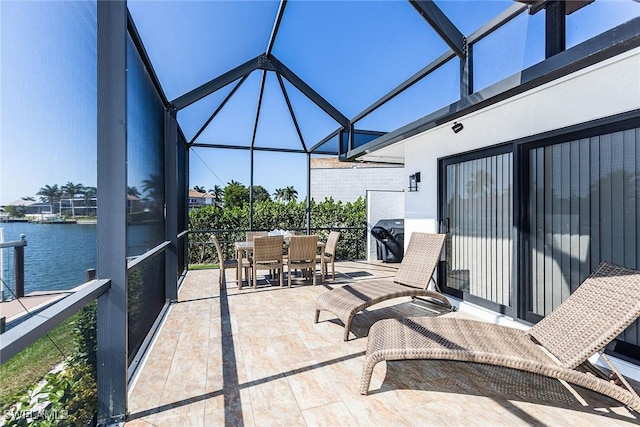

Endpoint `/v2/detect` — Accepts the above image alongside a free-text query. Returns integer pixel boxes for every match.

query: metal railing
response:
[0,278,111,364]
[0,235,28,299]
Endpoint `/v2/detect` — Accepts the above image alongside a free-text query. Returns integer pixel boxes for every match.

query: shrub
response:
[2,304,98,426]
[187,197,366,264]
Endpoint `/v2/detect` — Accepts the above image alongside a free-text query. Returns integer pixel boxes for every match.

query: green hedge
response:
[188,197,366,264]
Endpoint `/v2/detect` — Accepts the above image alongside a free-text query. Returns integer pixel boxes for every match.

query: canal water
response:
[0,222,97,296]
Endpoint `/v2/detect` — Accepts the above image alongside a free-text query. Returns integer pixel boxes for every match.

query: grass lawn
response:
[0,315,76,410]
[188,264,218,270]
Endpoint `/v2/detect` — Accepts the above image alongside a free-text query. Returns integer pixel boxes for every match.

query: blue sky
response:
[1,1,638,205]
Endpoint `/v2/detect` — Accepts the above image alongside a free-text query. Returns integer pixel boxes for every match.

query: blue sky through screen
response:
[2,1,640,204]
[1,1,97,205]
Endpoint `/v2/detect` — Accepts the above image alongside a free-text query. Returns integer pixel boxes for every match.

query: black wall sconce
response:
[409,172,421,192]
[452,121,464,133]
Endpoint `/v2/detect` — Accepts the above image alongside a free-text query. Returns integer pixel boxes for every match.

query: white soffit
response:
[358,140,406,164]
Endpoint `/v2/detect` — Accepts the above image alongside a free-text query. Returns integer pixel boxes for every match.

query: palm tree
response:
[465,171,495,198]
[83,186,97,216]
[61,181,84,218]
[83,187,97,199]
[37,184,62,214]
[274,188,285,201]
[275,186,298,202]
[209,185,224,204]
[285,186,298,201]
[127,186,141,198]
[142,174,164,214]
[193,185,206,193]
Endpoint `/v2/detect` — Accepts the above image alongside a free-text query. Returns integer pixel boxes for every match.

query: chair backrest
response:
[393,233,446,289]
[246,231,268,242]
[253,235,284,263]
[210,235,224,265]
[288,235,318,262]
[528,261,640,369]
[325,231,341,257]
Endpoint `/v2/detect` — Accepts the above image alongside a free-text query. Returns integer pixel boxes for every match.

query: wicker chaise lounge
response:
[359,261,640,412]
[315,232,452,341]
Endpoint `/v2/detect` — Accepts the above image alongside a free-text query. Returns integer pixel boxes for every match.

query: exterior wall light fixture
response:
[452,122,464,133]
[409,172,421,192]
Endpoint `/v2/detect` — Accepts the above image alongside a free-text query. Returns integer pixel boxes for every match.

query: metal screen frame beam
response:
[97,1,128,424]
[277,73,307,151]
[545,0,566,58]
[342,17,640,161]
[249,71,268,229]
[250,71,268,150]
[165,109,178,302]
[266,0,287,56]
[172,55,262,110]
[410,0,466,58]
[460,43,473,98]
[306,153,311,234]
[467,3,527,45]
[189,75,249,145]
[308,128,342,153]
[352,50,456,123]
[268,54,349,129]
[191,143,310,154]
[352,2,525,125]
[127,11,170,107]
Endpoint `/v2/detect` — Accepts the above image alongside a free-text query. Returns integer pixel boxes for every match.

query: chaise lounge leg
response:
[359,357,376,395]
[314,309,320,324]
[343,315,354,341]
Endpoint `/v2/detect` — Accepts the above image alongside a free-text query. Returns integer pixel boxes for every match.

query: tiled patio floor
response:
[126,261,638,426]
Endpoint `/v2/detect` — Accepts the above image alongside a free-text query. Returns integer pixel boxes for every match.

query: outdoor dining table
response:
[234,238,325,290]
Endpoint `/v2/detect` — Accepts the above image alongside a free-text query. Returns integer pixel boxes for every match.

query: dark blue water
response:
[1,222,97,296]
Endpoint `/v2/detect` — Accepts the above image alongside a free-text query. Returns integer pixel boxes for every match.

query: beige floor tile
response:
[251,409,306,427]
[284,360,342,410]
[145,400,206,427]
[126,262,640,427]
[301,401,359,427]
[247,376,302,414]
[204,404,256,427]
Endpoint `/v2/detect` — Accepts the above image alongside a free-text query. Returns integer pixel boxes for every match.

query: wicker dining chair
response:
[359,261,640,412]
[318,231,340,280]
[211,235,251,289]
[252,235,284,288]
[287,235,318,287]
[245,231,268,242]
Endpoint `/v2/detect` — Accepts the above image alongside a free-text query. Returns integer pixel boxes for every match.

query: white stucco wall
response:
[310,166,405,203]
[402,47,640,235]
[366,190,404,261]
[375,47,640,380]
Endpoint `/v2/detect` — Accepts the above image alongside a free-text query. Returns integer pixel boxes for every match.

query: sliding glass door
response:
[526,128,640,350]
[439,121,640,361]
[441,148,513,311]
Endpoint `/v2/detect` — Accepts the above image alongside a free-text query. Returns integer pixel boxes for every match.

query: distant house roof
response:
[6,199,38,206]
[189,190,212,199]
[310,157,401,170]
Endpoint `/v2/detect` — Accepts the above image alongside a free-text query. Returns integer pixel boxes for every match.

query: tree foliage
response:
[4,205,25,218]
[223,182,250,209]
[251,185,271,203]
